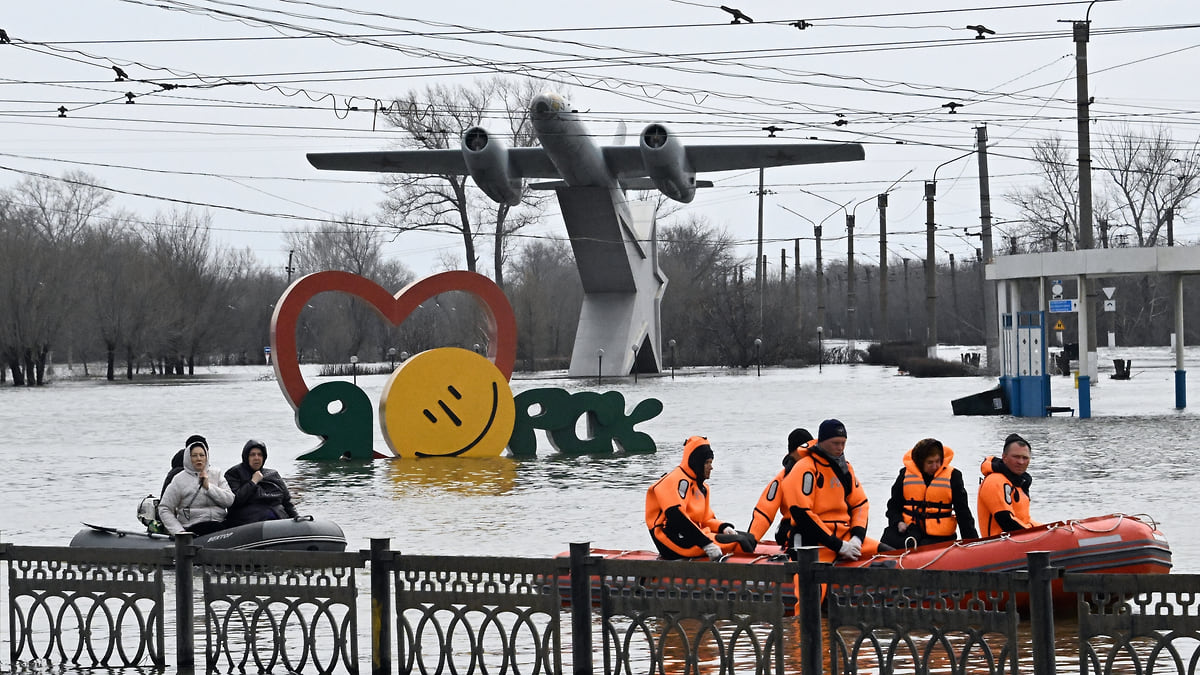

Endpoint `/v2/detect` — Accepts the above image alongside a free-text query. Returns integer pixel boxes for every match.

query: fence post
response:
[795,546,823,675]
[1027,551,1058,675]
[174,533,196,674]
[370,538,393,675]
[569,542,594,675]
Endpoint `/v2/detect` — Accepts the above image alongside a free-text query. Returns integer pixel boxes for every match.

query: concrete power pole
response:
[794,239,801,334]
[878,193,889,343]
[976,125,999,373]
[815,225,825,333]
[924,181,938,358]
[846,214,856,352]
[1074,18,1099,391]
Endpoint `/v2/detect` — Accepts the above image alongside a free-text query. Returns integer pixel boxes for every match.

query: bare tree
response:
[1005,135,1079,251]
[285,216,415,362]
[143,208,233,375]
[505,239,581,370]
[378,77,547,280]
[1100,125,1200,247]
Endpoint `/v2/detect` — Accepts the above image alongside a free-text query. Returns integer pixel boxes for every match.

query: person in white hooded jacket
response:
[158,437,235,535]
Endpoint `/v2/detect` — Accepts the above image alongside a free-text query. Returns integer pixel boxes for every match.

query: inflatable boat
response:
[69,516,347,552]
[561,513,1170,613]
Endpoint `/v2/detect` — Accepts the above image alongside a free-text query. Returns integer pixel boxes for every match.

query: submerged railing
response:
[1,538,1198,675]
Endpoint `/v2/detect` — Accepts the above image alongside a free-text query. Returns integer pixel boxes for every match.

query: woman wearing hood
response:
[224,440,299,527]
[158,437,235,535]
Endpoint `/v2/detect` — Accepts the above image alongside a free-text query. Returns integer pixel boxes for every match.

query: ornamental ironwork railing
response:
[2,537,1199,675]
[1067,572,1200,675]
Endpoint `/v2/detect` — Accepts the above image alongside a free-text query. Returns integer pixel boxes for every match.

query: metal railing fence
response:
[2,538,1198,675]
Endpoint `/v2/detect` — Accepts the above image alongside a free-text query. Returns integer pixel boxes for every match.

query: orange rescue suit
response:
[977,456,1039,537]
[898,446,958,538]
[779,446,877,562]
[748,441,813,544]
[645,437,738,558]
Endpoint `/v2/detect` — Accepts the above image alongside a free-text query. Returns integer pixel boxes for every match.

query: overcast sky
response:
[3,0,1197,278]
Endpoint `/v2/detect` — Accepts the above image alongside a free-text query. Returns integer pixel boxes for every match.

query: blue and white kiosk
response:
[987,247,1193,418]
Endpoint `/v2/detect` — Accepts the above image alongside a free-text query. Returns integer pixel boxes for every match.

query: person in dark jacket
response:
[879,438,978,550]
[224,439,299,526]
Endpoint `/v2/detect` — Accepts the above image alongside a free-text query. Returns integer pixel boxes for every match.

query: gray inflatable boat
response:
[70,516,347,552]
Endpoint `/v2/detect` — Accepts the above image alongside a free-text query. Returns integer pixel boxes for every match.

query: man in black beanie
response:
[747,428,813,546]
[977,433,1041,536]
[779,418,880,562]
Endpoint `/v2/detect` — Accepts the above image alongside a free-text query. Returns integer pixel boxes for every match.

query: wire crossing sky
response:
[1,0,1197,276]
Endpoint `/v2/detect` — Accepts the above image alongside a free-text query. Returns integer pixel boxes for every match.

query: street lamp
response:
[350,355,359,385]
[668,339,677,380]
[817,326,824,374]
[388,347,397,369]
[596,348,604,386]
[632,344,640,384]
[754,337,762,376]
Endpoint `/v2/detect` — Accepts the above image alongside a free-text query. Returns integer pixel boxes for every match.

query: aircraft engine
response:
[639,123,697,203]
[461,127,522,206]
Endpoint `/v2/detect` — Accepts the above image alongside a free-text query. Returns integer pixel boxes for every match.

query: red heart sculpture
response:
[270,270,516,410]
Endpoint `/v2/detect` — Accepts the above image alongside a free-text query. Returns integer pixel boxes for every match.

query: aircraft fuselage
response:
[529,93,616,190]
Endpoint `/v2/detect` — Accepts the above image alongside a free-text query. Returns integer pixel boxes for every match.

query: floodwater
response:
[2,344,1198,573]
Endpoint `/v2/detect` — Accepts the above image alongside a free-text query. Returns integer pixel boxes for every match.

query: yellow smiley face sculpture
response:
[379,347,516,458]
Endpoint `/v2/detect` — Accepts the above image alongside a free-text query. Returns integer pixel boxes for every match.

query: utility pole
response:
[794,238,801,334]
[755,168,767,338]
[815,225,825,333]
[976,125,999,374]
[846,213,856,352]
[1166,206,1175,246]
[924,181,938,358]
[950,253,959,344]
[1073,17,1099,396]
[878,193,889,343]
[903,258,912,339]
[286,249,296,283]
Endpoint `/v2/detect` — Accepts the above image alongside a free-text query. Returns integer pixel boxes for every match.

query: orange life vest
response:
[898,445,958,538]
[977,455,1034,537]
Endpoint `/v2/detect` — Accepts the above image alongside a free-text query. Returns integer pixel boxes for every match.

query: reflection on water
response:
[381,456,518,495]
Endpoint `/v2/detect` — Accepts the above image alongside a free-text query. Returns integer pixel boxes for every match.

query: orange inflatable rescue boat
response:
[562,513,1170,614]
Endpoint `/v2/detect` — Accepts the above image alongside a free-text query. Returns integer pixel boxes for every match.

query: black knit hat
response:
[818,419,847,442]
[1003,433,1030,450]
[184,434,208,452]
[787,428,814,453]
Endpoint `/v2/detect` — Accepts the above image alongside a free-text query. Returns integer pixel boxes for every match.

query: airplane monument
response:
[308,92,865,377]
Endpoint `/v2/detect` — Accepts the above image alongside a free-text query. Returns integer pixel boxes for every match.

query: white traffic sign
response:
[1104,300,1116,312]
[1102,286,1116,299]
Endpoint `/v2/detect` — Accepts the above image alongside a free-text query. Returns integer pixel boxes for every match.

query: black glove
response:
[715,530,758,554]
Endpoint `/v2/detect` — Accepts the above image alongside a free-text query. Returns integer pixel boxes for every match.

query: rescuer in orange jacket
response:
[747,427,814,546]
[779,419,879,563]
[879,438,978,550]
[978,433,1042,537]
[645,436,757,560]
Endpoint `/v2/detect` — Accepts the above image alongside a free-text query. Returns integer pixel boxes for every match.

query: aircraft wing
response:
[306,148,562,178]
[685,143,865,173]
